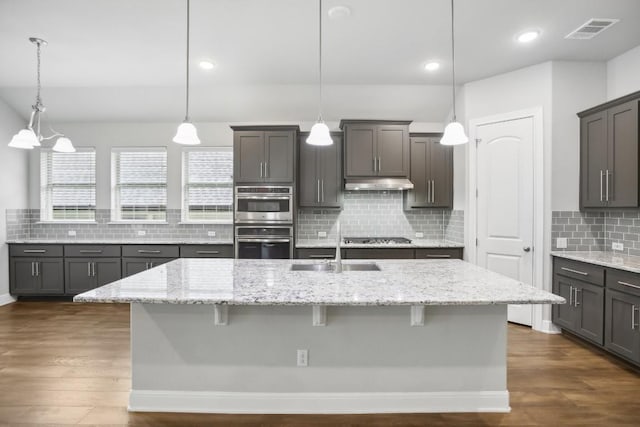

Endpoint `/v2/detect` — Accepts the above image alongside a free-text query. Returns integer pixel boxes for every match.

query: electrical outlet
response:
[318,231,327,238]
[415,232,424,238]
[556,238,567,249]
[137,230,146,237]
[612,242,624,251]
[67,230,76,237]
[297,349,308,367]
[207,231,216,237]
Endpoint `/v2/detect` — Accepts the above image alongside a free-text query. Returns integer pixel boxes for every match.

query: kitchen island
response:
[75,258,563,414]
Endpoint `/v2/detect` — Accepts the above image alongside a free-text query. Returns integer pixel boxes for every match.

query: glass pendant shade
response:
[440,121,469,146]
[52,137,76,153]
[173,121,201,145]
[307,122,333,146]
[8,129,38,149]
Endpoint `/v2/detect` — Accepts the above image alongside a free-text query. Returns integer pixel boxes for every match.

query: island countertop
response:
[74,258,563,306]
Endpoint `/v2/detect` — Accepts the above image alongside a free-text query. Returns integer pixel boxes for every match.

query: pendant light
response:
[8,38,75,152]
[306,0,333,146]
[440,0,468,146]
[173,0,201,145]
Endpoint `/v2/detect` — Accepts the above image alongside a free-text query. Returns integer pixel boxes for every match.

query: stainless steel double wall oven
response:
[234,186,293,259]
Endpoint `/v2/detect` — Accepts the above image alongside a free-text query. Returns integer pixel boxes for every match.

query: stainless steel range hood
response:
[344,178,414,191]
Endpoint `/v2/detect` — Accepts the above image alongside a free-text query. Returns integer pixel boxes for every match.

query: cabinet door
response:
[38,259,64,295]
[575,281,604,345]
[406,137,429,208]
[605,289,640,363]
[377,125,409,177]
[147,258,175,268]
[10,258,39,294]
[580,111,607,208]
[65,259,95,294]
[94,258,122,287]
[298,138,319,207]
[122,258,150,278]
[234,131,264,183]
[345,125,376,177]
[415,248,463,260]
[607,100,639,207]
[552,275,576,331]
[265,131,294,182]
[318,134,342,208]
[429,139,453,208]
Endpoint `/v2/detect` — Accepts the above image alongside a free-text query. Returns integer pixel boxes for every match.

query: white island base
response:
[129,303,510,414]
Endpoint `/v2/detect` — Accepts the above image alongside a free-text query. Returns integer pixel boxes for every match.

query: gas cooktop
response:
[343,237,412,245]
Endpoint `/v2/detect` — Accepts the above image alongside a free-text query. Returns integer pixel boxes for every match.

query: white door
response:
[476,116,534,326]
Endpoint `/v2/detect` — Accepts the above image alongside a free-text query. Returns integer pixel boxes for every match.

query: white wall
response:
[551,61,607,211]
[607,44,640,100]
[28,120,444,210]
[0,98,30,302]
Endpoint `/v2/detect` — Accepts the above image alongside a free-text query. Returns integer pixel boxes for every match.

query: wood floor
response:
[0,302,638,426]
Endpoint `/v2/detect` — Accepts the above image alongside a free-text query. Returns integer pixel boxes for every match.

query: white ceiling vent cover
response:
[565,18,620,40]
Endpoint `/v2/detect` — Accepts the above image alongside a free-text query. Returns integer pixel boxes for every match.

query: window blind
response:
[183,148,233,222]
[40,149,96,221]
[113,149,167,221]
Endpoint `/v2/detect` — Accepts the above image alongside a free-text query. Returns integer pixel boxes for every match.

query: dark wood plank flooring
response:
[0,302,638,426]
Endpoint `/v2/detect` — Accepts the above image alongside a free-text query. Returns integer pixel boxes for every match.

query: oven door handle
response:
[236,238,292,243]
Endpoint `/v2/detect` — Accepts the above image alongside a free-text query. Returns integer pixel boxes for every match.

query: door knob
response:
[523,246,531,252]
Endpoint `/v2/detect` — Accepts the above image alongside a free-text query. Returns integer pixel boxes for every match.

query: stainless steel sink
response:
[290,263,380,272]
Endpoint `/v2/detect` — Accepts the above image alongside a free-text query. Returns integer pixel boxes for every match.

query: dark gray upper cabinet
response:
[232,126,299,184]
[298,132,343,208]
[340,120,411,178]
[579,92,640,209]
[404,133,452,209]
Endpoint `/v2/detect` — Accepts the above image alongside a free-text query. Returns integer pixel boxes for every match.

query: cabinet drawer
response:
[344,248,414,259]
[296,248,336,259]
[415,248,463,260]
[554,257,604,286]
[64,245,121,258]
[9,244,63,257]
[180,245,233,258]
[606,268,640,297]
[122,245,179,258]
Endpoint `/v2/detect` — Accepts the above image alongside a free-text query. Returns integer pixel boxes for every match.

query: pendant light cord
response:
[35,40,43,111]
[450,0,457,121]
[185,0,191,122]
[317,0,323,122]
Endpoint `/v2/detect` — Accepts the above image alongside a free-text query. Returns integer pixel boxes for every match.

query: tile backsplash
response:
[297,191,463,243]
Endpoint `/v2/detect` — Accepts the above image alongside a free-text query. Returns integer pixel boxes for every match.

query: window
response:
[40,148,96,221]
[112,148,167,221]
[182,148,233,222]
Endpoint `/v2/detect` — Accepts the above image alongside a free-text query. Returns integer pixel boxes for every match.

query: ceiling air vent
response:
[565,18,619,40]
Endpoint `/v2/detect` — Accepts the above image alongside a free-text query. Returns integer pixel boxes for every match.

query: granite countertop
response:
[552,251,640,274]
[74,258,562,306]
[296,239,464,249]
[7,239,234,245]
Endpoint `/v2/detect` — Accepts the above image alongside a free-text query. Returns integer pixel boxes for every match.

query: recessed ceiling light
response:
[424,62,440,72]
[517,30,540,43]
[199,60,215,70]
[328,5,351,20]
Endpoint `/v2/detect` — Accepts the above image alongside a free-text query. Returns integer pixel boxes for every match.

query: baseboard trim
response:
[129,390,510,414]
[0,293,16,306]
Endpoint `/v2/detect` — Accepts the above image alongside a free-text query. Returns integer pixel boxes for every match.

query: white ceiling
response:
[1,0,639,123]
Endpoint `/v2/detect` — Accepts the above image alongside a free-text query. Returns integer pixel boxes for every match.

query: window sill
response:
[35,221,98,225]
[107,221,169,225]
[178,220,233,225]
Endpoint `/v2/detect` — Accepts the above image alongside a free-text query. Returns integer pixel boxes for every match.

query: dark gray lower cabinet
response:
[65,258,122,294]
[179,245,234,258]
[343,248,415,259]
[122,257,175,278]
[415,248,463,259]
[605,288,640,363]
[10,257,64,296]
[296,248,339,259]
[552,273,604,345]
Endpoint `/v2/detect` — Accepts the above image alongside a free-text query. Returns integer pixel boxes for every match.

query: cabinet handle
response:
[431,180,435,203]
[373,158,377,172]
[321,180,324,203]
[138,250,161,254]
[574,288,580,307]
[569,285,573,306]
[79,250,103,254]
[423,254,451,258]
[145,262,149,269]
[92,262,96,277]
[378,157,381,172]
[606,169,610,202]
[35,262,39,277]
[23,249,46,254]
[259,162,263,178]
[617,280,640,290]
[317,180,320,203]
[600,170,604,202]
[264,162,269,178]
[196,250,220,254]
[87,262,92,277]
[31,262,35,277]
[308,254,334,259]
[632,305,637,330]
[560,267,588,276]
[426,180,431,203]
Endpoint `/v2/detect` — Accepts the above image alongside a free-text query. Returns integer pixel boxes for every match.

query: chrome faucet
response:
[334,220,342,273]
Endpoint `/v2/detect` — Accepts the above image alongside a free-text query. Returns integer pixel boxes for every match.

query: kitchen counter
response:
[7,239,233,245]
[551,250,640,274]
[74,258,560,306]
[295,238,463,249]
